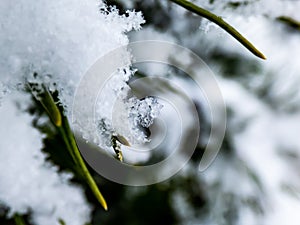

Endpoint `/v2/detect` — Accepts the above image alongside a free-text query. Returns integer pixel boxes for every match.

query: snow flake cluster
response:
[129,96,163,128]
[94,68,163,148]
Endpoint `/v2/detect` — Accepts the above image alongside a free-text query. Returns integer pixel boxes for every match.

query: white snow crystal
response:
[128,96,163,128]
[94,69,163,148]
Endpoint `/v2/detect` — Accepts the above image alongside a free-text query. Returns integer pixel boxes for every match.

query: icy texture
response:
[128,97,163,128]
[0,94,91,225]
[126,96,163,143]
[94,68,163,148]
[0,0,144,113]
[0,0,157,167]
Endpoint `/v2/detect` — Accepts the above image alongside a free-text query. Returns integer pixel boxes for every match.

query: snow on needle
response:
[27,83,62,127]
[111,134,131,162]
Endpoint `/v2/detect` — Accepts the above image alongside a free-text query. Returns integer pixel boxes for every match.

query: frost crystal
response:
[128,97,163,128]
[94,68,163,148]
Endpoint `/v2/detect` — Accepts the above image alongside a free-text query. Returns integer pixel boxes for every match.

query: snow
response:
[0,0,152,223]
[128,96,163,128]
[1,0,300,224]
[0,0,160,162]
[0,0,145,113]
[0,94,91,225]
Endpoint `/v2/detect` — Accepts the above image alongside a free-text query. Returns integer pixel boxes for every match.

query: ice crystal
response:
[128,97,163,128]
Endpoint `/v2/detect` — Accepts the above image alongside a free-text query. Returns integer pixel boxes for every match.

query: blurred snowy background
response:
[1,0,300,224]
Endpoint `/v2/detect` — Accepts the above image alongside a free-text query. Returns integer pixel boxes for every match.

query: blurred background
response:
[1,0,300,224]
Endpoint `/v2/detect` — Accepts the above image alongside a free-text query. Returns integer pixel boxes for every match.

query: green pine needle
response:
[39,87,62,127]
[34,88,108,211]
[277,16,300,30]
[59,116,108,211]
[13,214,26,225]
[169,0,266,59]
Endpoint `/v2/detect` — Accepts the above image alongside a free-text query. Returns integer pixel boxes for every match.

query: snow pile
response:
[0,0,164,150]
[0,0,144,112]
[0,94,91,225]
